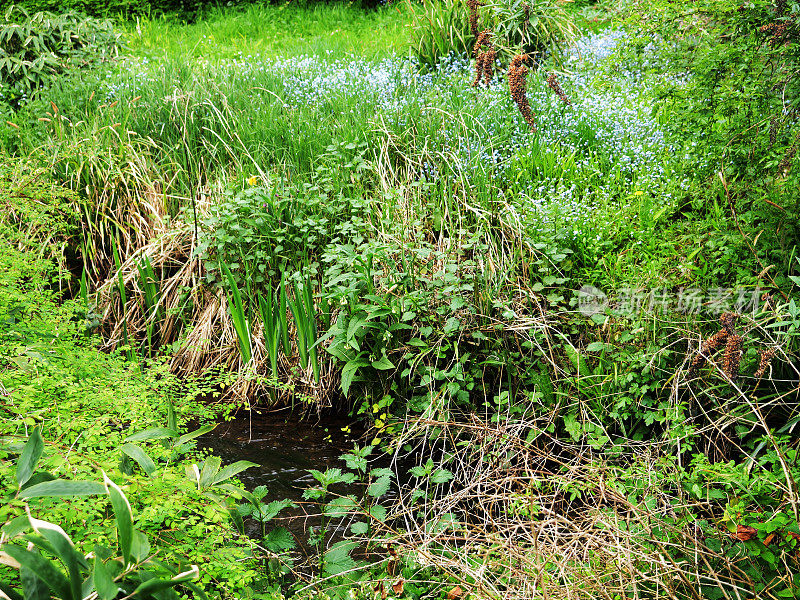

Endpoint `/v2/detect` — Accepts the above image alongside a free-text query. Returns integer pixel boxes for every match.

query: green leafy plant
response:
[405,0,474,70]
[1,430,205,600]
[0,6,122,106]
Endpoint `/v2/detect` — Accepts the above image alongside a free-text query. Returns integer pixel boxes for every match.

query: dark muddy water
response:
[198,411,380,546]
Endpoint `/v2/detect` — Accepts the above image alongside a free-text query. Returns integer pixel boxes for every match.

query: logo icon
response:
[576,285,607,316]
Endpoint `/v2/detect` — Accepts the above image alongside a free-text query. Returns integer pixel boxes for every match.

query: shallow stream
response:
[198,411,376,545]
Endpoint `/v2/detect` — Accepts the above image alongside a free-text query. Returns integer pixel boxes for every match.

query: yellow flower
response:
[634,190,644,196]
[246,175,259,186]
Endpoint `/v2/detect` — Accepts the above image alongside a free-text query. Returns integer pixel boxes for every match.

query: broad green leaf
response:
[263,527,295,552]
[1,545,72,600]
[199,456,222,488]
[124,428,178,443]
[214,483,255,504]
[176,424,216,446]
[19,480,106,498]
[131,565,200,596]
[120,444,156,477]
[19,471,55,491]
[130,531,150,563]
[31,522,81,600]
[585,341,608,352]
[211,460,258,486]
[16,426,43,488]
[371,355,394,370]
[20,565,49,600]
[104,473,133,567]
[367,476,391,499]
[93,555,117,600]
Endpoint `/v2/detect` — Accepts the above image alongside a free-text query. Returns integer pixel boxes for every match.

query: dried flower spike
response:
[482,46,496,86]
[473,29,491,56]
[754,347,776,379]
[688,329,728,376]
[467,0,482,38]
[719,312,738,335]
[723,334,743,380]
[509,55,536,131]
[472,51,486,87]
[546,72,571,105]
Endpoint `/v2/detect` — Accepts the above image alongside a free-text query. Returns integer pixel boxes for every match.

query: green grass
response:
[125,1,412,60]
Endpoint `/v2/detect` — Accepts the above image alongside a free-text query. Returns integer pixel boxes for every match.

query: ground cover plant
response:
[1,0,799,598]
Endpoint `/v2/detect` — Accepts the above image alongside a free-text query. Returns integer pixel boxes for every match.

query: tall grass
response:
[126,2,412,60]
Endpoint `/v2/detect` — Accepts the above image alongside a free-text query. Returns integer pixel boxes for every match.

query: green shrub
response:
[479,0,577,66]
[405,0,474,69]
[0,6,122,106]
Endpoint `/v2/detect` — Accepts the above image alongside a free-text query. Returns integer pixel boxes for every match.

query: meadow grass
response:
[125,1,413,60]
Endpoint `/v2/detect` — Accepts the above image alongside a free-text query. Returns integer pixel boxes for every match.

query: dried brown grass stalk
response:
[369,415,783,600]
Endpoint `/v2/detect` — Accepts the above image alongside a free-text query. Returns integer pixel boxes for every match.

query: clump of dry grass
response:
[367,413,798,600]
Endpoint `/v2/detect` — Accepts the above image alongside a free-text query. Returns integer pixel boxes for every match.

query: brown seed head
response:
[688,329,728,376]
[719,312,738,335]
[473,29,491,56]
[508,54,536,131]
[483,46,496,86]
[546,72,571,105]
[472,51,486,87]
[467,0,482,38]
[754,347,776,379]
[723,334,744,380]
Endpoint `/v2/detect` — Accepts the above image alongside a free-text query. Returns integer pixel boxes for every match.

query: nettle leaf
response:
[350,522,369,535]
[258,499,295,521]
[367,476,391,499]
[263,527,295,552]
[368,505,387,522]
[324,495,358,517]
[370,467,394,479]
[430,469,454,484]
[323,541,358,577]
[341,453,367,473]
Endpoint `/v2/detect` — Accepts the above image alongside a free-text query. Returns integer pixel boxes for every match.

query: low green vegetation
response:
[1,0,799,598]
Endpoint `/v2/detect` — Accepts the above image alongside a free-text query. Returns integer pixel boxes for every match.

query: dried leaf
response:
[391,578,404,595]
[764,533,775,546]
[735,525,757,541]
[447,586,464,600]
